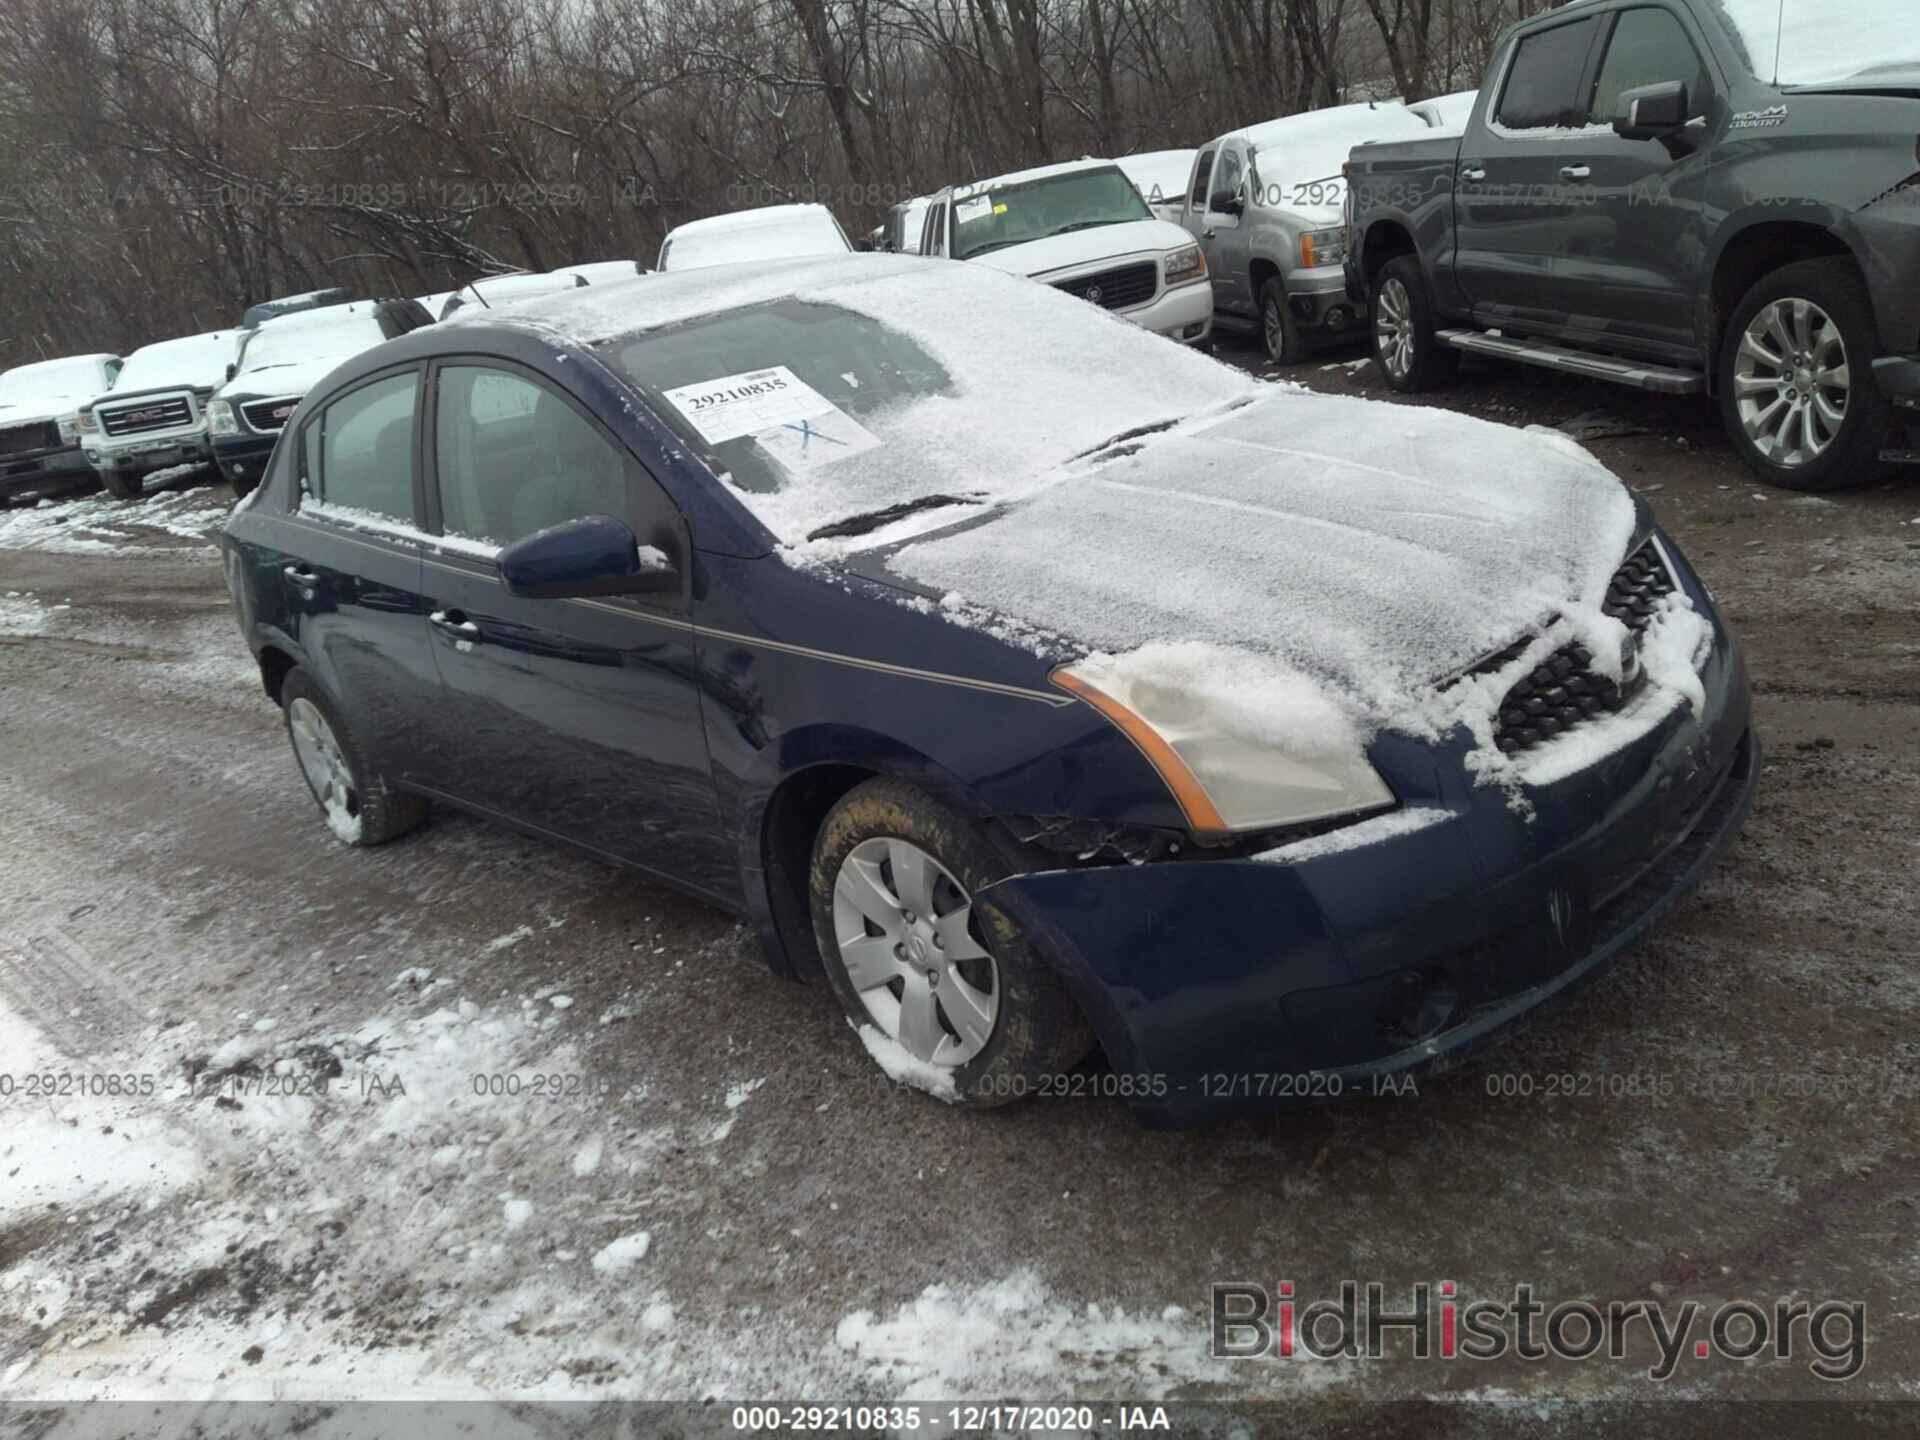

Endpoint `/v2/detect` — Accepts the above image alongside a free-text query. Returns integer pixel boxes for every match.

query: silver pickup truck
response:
[1171,102,1452,363]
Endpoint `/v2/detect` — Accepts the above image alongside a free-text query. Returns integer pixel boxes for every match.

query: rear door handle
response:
[1460,166,1487,183]
[1558,165,1592,181]
[283,564,319,585]
[429,609,481,639]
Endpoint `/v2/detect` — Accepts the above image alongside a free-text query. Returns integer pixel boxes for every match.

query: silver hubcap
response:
[831,837,999,1068]
[1264,297,1288,360]
[287,697,359,834]
[1376,278,1414,379]
[1735,297,1849,468]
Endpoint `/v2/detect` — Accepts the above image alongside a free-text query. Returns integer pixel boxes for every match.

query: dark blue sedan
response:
[221,254,1756,1125]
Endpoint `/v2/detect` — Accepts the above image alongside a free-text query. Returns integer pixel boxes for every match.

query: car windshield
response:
[1714,0,1918,85]
[0,357,106,409]
[113,333,239,393]
[948,167,1151,261]
[595,265,1249,545]
[238,316,385,376]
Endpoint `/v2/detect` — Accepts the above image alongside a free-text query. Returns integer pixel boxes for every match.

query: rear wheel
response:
[280,668,426,846]
[1372,255,1459,392]
[99,467,141,501]
[1719,258,1890,492]
[808,777,1092,1106]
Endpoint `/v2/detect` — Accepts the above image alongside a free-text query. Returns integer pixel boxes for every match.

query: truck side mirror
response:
[226,363,238,382]
[1613,81,1689,141]
[1209,189,1244,217]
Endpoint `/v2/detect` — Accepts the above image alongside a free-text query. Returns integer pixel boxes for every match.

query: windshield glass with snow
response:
[949,168,1151,261]
[1714,0,1917,85]
[599,268,1249,545]
[0,357,108,409]
[113,334,239,393]
[238,316,385,377]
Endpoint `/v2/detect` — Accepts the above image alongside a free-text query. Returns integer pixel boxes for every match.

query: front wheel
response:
[280,668,426,846]
[1372,255,1459,392]
[1260,278,1307,366]
[99,467,141,501]
[808,778,1092,1106]
[1719,258,1891,492]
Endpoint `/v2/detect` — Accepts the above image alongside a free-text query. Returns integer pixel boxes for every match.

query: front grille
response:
[99,395,192,436]
[0,420,58,456]
[241,397,301,433]
[1053,261,1158,312]
[1489,541,1679,757]
[1602,539,1678,634]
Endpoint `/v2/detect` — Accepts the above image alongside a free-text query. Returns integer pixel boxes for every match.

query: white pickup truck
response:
[79,329,244,498]
[913,159,1213,344]
[1171,101,1449,363]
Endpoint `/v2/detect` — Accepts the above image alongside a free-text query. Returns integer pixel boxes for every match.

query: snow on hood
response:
[1117,150,1197,210]
[968,218,1195,279]
[1715,0,1919,87]
[1237,102,1433,217]
[0,354,117,419]
[107,330,243,395]
[885,387,1637,732]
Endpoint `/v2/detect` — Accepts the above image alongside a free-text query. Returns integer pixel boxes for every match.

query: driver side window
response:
[1190,150,1216,209]
[1209,148,1244,212]
[1587,8,1713,125]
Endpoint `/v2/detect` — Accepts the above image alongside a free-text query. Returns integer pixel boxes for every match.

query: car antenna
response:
[465,280,492,310]
[1773,0,1785,86]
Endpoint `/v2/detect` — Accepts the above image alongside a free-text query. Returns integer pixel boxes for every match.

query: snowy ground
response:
[2,427,1918,1428]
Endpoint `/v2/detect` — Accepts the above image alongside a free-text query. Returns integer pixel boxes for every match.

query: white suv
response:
[915,159,1211,344]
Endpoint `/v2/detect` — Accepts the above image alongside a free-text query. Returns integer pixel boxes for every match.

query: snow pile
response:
[834,1269,1341,1401]
[1255,807,1453,864]
[0,590,53,635]
[590,1232,652,1274]
[0,484,230,555]
[854,1022,958,1102]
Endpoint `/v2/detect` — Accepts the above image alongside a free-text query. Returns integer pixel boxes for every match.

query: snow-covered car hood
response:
[882,388,1638,723]
[968,218,1195,280]
[218,350,369,404]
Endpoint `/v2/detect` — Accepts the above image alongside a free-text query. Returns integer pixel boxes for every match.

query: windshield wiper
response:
[807,494,981,541]
[1047,219,1129,236]
[1070,418,1180,463]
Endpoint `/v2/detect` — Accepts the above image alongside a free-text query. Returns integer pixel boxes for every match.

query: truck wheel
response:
[280,668,427,846]
[809,777,1093,1107]
[1372,256,1458,392]
[99,468,142,501]
[1719,258,1891,492]
[1260,279,1307,366]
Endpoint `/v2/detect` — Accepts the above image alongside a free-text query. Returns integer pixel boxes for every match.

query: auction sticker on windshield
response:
[662,366,832,444]
[955,195,994,226]
[754,409,881,473]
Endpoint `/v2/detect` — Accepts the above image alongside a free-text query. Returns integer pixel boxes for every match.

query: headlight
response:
[75,409,98,434]
[208,399,237,435]
[1300,227,1346,268]
[1051,657,1394,840]
[56,412,81,441]
[1163,244,1207,287]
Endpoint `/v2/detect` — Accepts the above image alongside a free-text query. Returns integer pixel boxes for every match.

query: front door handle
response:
[1460,165,1487,183]
[1558,165,1592,181]
[429,609,481,639]
[283,564,319,586]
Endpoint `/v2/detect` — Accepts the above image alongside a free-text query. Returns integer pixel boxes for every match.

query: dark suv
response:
[1344,0,1920,490]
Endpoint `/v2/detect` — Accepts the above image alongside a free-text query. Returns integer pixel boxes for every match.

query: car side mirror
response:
[499,515,678,599]
[226,363,238,382]
[1614,81,1689,141]
[1209,189,1244,217]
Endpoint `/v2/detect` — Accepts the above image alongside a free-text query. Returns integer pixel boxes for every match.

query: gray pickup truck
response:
[1343,0,1920,491]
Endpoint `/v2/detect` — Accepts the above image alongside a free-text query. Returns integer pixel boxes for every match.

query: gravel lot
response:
[2,347,1917,1423]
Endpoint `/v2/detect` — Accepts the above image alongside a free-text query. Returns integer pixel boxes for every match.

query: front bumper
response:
[982,569,1756,1127]
[86,428,214,474]
[1872,355,1920,412]
[1118,280,1214,344]
[1289,264,1363,334]
[211,432,282,488]
[0,442,95,501]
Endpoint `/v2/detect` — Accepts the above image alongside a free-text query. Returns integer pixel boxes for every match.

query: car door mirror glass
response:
[1209,189,1243,216]
[499,515,677,599]
[1613,81,1688,140]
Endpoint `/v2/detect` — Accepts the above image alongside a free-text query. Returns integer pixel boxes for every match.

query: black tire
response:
[225,469,258,502]
[1260,278,1307,366]
[808,777,1093,1107]
[99,467,141,501]
[1718,257,1891,492]
[279,668,427,847]
[1371,254,1459,392]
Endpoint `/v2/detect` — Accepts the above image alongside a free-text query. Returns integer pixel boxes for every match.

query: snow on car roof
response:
[659,205,851,271]
[666,204,838,239]
[232,305,389,386]
[1714,0,1917,86]
[1117,150,1196,206]
[1407,90,1479,131]
[1233,101,1432,168]
[110,330,243,393]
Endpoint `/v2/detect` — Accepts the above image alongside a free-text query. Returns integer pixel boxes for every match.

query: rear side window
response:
[1496,17,1600,130]
[1190,149,1216,208]
[434,365,630,545]
[1587,8,1712,124]
[303,370,417,521]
